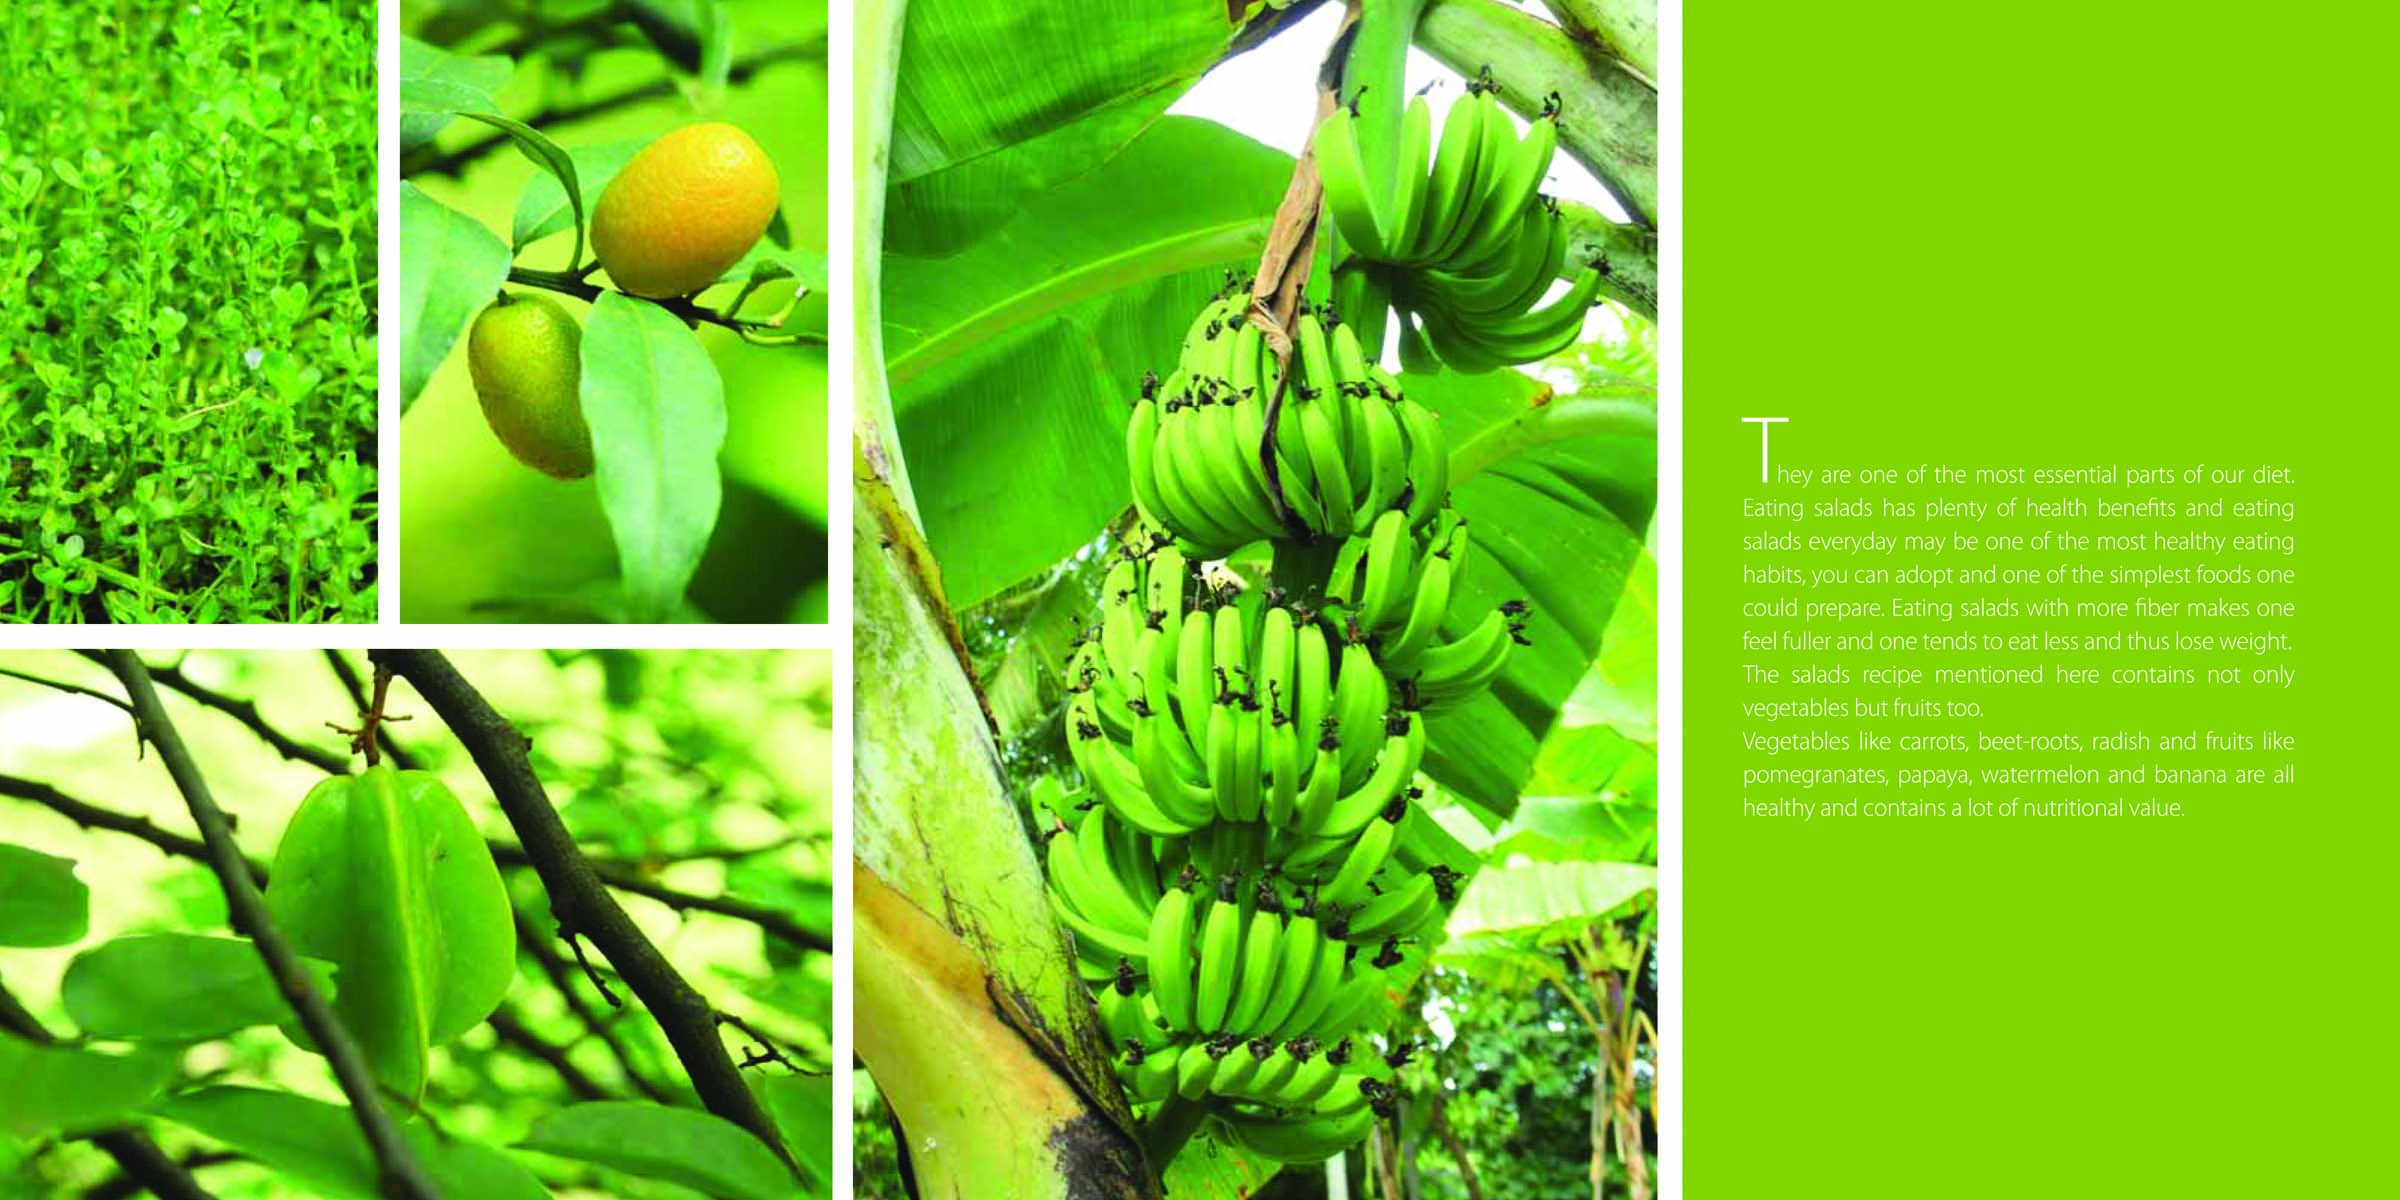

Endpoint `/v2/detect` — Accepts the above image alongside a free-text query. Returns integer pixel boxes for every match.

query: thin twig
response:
[563,931,623,1009]
[0,664,136,715]
[103,653,439,1200]
[74,650,347,774]
[504,267,823,343]
[324,650,420,769]
[514,910,676,1103]
[372,650,792,1169]
[85,1153,239,1200]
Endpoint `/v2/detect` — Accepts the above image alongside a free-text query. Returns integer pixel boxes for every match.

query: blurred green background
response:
[0,649,833,1198]
[399,1,831,623]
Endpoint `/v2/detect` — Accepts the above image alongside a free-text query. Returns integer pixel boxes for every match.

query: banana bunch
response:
[1126,288,1447,555]
[1316,80,1604,373]
[1321,508,1531,706]
[1040,258,1547,1163]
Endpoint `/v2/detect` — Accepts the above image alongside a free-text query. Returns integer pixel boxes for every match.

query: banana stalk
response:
[1538,0,1656,82]
[1560,199,1657,320]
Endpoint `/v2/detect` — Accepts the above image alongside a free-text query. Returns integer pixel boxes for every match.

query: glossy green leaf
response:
[1493,786,1657,865]
[264,766,515,1099]
[888,94,1174,259]
[518,1101,797,1200]
[0,1042,171,1138]
[581,292,729,622]
[402,80,588,266]
[758,1074,834,1193]
[889,0,1232,186]
[1403,367,1656,819]
[513,137,648,250]
[0,843,87,946]
[1563,541,1657,745]
[61,934,338,1043]
[884,117,1287,390]
[1446,861,1657,942]
[398,181,511,409]
[153,1086,550,1200]
[397,36,511,152]
[884,119,1288,608]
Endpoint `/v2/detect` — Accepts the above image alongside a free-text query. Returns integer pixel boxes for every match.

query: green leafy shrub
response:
[0,0,377,623]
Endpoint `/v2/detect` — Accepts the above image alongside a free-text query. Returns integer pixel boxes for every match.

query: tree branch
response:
[0,772,264,886]
[101,651,438,1200]
[84,1152,239,1200]
[402,39,827,179]
[502,267,826,344]
[10,661,830,957]
[0,772,666,1107]
[489,842,831,954]
[1426,1088,1487,1200]
[371,650,791,1169]
[0,664,135,716]
[0,978,223,1200]
[74,650,348,774]
[485,1007,611,1101]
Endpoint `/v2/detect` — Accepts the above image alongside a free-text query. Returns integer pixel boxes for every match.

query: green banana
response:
[1344,873,1439,942]
[1316,712,1425,841]
[1224,907,1284,1033]
[1315,103,1393,260]
[1175,1039,1223,1100]
[1409,608,1514,705]
[1194,878,1244,1031]
[1356,508,1413,631]
[1251,913,1325,1036]
[1147,882,1198,1030]
[1317,815,1399,907]
[1214,1107,1375,1164]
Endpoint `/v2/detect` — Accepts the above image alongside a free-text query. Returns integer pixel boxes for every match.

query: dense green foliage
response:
[0,0,377,623]
[0,650,832,1198]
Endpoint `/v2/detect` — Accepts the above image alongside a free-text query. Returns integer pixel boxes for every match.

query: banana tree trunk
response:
[853,2,1148,1195]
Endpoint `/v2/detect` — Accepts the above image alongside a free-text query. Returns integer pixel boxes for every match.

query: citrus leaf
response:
[513,138,649,251]
[398,182,510,409]
[397,37,511,153]
[580,292,728,622]
[152,1086,550,1200]
[757,1075,834,1193]
[0,843,87,947]
[403,79,587,266]
[0,1042,171,1139]
[61,934,338,1043]
[518,1101,797,1200]
[263,766,515,1100]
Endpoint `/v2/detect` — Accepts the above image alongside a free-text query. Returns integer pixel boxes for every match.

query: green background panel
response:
[1688,2,2396,1194]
